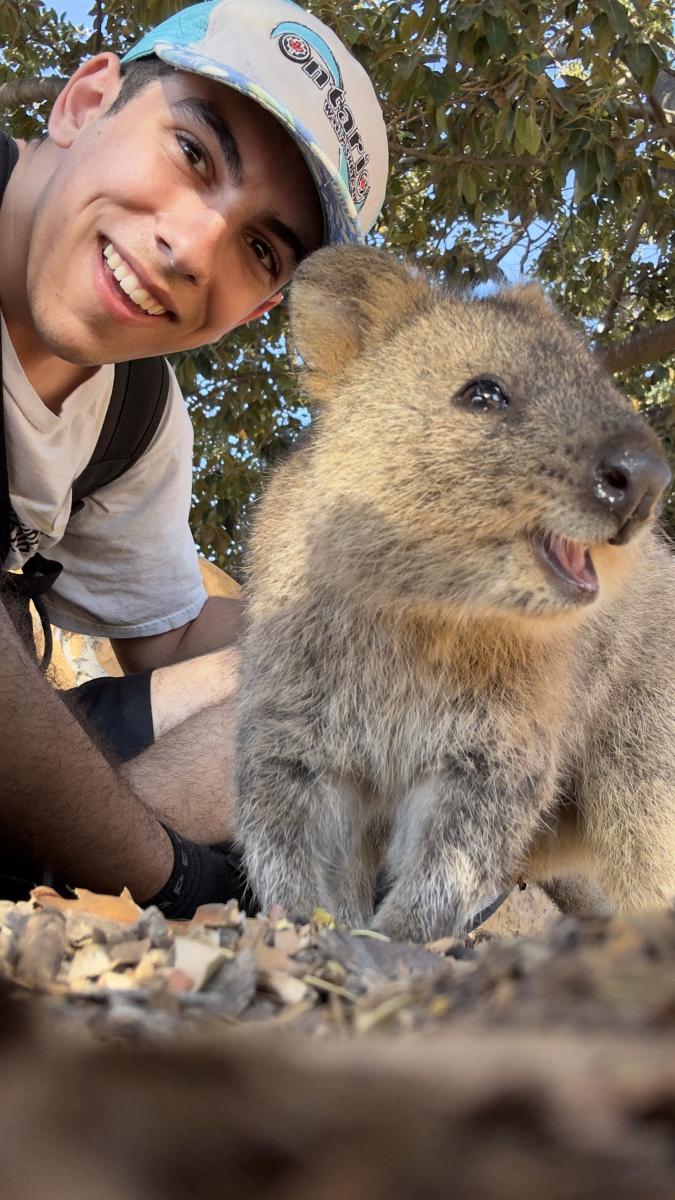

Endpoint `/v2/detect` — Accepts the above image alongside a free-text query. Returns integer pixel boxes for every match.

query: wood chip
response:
[172,937,234,992]
[258,968,313,1006]
[15,912,67,989]
[68,943,112,985]
[108,939,152,967]
[31,887,142,925]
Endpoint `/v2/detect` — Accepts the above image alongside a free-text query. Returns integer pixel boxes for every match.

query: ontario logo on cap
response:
[272,20,370,211]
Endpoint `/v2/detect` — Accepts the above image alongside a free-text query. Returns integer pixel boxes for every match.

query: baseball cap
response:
[122,0,388,246]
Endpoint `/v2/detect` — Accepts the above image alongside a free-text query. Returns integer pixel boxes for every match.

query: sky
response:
[59,1,94,28]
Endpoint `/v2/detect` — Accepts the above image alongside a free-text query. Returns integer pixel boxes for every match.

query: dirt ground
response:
[1,885,674,1199]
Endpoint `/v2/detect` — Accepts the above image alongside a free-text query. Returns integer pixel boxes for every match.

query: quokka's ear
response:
[499,282,553,319]
[289,246,431,400]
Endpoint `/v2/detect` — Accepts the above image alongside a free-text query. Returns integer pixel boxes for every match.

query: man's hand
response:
[111,596,243,674]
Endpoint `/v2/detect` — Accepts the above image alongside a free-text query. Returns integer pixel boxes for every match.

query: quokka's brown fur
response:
[236,246,675,942]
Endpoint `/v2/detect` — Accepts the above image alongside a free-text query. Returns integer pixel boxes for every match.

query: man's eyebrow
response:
[172,97,242,185]
[259,213,311,268]
[172,98,314,266]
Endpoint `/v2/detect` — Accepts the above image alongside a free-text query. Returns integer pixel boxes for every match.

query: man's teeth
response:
[103,242,166,315]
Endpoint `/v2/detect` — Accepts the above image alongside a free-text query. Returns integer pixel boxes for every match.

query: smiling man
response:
[0,0,387,916]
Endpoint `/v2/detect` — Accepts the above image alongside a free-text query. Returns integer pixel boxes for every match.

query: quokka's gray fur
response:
[236,245,675,942]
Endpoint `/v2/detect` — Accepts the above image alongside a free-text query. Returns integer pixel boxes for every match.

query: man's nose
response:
[156,203,227,285]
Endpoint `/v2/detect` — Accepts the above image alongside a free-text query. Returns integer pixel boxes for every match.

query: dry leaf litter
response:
[2,891,675,1199]
[1,886,675,1041]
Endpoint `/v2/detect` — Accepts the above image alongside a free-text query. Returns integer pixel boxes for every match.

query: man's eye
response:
[455,377,510,412]
[176,132,209,179]
[247,234,280,279]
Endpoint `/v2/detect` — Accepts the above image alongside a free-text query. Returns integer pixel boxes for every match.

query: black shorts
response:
[65,670,155,763]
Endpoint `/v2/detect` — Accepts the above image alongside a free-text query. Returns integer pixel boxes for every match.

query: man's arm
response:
[111,595,244,674]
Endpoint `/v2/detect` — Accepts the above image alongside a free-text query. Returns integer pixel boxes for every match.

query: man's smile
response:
[101,241,173,319]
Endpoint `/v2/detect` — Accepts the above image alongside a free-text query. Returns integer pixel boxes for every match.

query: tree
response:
[1,0,673,566]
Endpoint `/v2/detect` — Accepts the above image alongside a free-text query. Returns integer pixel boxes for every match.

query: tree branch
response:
[601,195,650,336]
[648,68,675,148]
[94,0,103,55]
[599,317,675,374]
[619,125,675,147]
[489,223,526,266]
[388,140,542,169]
[0,76,65,112]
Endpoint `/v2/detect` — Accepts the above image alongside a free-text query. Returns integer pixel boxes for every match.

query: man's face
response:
[26,60,324,366]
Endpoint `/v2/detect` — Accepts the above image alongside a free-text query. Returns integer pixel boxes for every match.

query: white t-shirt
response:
[1,316,207,638]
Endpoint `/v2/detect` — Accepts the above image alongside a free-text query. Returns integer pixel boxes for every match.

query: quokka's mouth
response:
[532,531,599,603]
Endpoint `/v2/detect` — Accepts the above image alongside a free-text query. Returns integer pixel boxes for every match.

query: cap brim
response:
[153,41,365,247]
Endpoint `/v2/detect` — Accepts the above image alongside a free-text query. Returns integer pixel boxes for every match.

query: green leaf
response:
[458,167,477,205]
[424,67,458,105]
[624,42,660,91]
[445,24,460,65]
[595,142,616,182]
[573,150,599,200]
[400,11,422,43]
[654,150,675,171]
[590,13,615,58]
[472,36,491,68]
[514,108,540,155]
[435,104,448,136]
[522,113,541,154]
[397,52,420,81]
[523,3,542,36]
[454,5,483,34]
[337,18,362,47]
[484,13,509,55]
[598,0,631,39]
[555,85,578,115]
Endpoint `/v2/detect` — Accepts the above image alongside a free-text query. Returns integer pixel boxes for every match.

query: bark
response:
[94,0,103,55]
[0,76,65,112]
[601,196,650,337]
[387,140,542,169]
[600,316,675,374]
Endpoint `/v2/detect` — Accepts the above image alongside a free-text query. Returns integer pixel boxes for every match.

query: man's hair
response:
[106,56,178,117]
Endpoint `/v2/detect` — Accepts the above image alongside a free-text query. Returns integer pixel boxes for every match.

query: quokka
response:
[236,245,674,943]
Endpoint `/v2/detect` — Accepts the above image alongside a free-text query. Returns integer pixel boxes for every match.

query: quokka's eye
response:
[455,378,510,412]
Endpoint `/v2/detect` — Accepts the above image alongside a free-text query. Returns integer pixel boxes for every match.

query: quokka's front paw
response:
[370,890,464,944]
[370,865,490,942]
[334,899,374,929]
[243,849,323,924]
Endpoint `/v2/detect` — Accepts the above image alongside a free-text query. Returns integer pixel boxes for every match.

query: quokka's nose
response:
[592,435,672,543]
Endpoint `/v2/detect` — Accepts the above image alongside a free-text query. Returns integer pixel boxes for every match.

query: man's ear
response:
[289,246,431,402]
[231,292,284,330]
[48,54,123,148]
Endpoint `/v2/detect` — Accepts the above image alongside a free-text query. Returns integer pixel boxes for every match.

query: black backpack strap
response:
[0,329,11,565]
[71,355,170,514]
[1,556,60,670]
[0,132,18,204]
[0,132,56,668]
[0,352,169,669]
[0,133,19,564]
